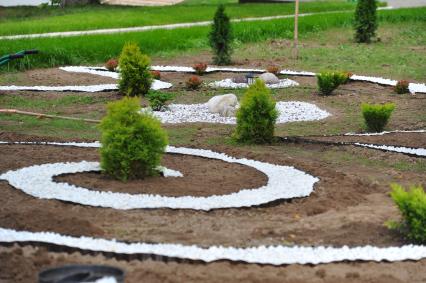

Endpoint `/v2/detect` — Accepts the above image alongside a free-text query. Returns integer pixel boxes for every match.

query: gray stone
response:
[259,72,280,84]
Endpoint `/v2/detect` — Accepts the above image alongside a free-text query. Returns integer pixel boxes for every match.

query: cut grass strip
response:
[1,7,424,72]
[0,1,355,36]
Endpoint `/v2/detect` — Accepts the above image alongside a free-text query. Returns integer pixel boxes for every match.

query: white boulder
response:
[259,72,280,84]
[207,94,238,117]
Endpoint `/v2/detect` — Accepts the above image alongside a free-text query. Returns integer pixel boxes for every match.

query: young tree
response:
[209,5,233,65]
[354,0,378,43]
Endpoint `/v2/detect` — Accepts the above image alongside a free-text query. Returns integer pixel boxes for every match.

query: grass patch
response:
[1,7,424,73]
[0,1,355,36]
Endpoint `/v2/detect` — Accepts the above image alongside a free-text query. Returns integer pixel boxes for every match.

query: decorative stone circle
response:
[0,145,319,211]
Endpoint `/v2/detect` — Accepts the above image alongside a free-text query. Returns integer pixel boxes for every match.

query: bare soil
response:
[0,64,425,283]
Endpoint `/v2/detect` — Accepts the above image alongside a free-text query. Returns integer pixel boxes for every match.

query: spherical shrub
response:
[105,58,118,72]
[389,184,426,244]
[316,71,347,96]
[234,79,278,144]
[99,96,168,181]
[361,102,395,132]
[150,70,161,80]
[193,62,208,75]
[394,80,410,94]
[186,75,202,90]
[266,65,280,75]
[119,42,152,97]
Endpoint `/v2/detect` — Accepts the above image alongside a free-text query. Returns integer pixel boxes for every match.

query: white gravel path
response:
[0,145,319,211]
[1,227,426,265]
[0,80,172,92]
[148,101,330,124]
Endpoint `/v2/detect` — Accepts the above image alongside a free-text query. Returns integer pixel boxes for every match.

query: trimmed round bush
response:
[390,184,426,244]
[119,42,152,97]
[394,80,410,94]
[234,79,278,144]
[317,71,347,96]
[361,102,395,132]
[99,97,168,181]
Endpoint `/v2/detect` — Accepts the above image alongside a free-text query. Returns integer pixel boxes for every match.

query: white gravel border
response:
[0,144,319,211]
[344,129,426,136]
[208,78,299,89]
[1,227,426,265]
[354,143,426,157]
[148,101,330,124]
[62,65,426,94]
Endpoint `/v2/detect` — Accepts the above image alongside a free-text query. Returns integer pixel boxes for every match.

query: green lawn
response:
[1,7,424,72]
[0,1,355,36]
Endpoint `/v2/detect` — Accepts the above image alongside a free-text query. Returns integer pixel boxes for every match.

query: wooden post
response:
[293,0,300,60]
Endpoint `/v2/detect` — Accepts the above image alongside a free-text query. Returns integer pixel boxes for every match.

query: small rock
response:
[259,72,280,84]
[207,94,238,117]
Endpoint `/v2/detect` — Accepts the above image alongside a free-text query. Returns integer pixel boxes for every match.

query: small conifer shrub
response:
[193,63,208,75]
[99,97,168,181]
[316,71,347,95]
[119,42,152,97]
[234,79,278,144]
[105,58,118,72]
[361,102,395,132]
[150,70,161,80]
[209,5,233,65]
[186,75,202,90]
[354,0,378,43]
[388,184,426,244]
[394,80,410,94]
[148,91,174,111]
[266,65,280,75]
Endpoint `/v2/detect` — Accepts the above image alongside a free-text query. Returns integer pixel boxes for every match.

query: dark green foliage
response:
[148,91,174,111]
[234,79,278,144]
[354,0,378,43]
[361,102,395,132]
[394,80,410,94]
[316,71,347,95]
[118,42,152,97]
[209,5,233,65]
[99,97,168,181]
[389,184,426,244]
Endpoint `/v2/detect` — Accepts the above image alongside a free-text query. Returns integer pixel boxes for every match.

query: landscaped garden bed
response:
[0,2,425,281]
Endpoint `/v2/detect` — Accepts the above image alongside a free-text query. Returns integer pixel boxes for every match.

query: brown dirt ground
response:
[0,139,425,282]
[0,65,425,283]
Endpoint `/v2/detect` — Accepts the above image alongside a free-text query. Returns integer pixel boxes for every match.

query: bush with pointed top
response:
[234,79,278,144]
[209,5,233,65]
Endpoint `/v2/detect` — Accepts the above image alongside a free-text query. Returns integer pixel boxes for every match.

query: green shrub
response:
[394,80,410,94]
[148,91,174,111]
[209,5,233,65]
[361,102,395,132]
[354,0,378,43]
[234,79,278,144]
[316,71,347,95]
[99,97,168,181]
[118,42,152,97]
[389,184,426,244]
